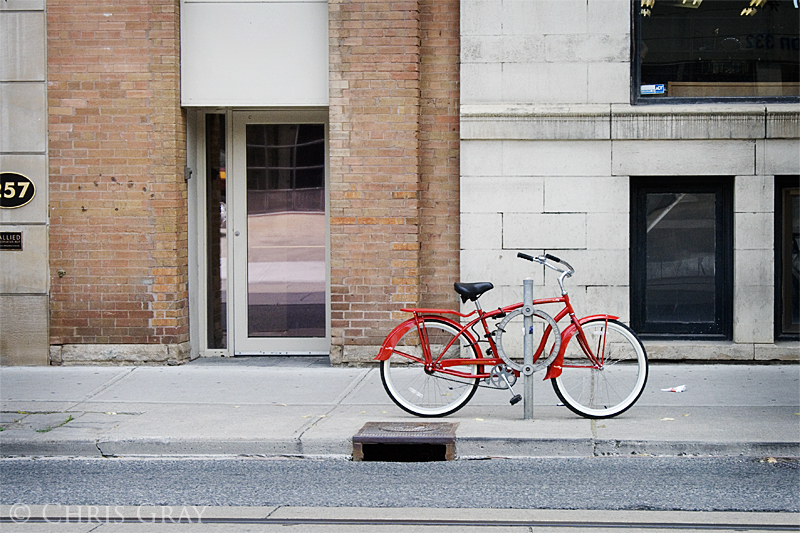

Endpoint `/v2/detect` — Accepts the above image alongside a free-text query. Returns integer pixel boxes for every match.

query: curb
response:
[2,437,797,459]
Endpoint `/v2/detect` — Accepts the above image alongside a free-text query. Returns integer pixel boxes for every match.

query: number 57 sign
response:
[0,173,36,209]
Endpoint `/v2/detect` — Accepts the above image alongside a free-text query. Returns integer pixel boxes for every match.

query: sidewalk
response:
[1,358,798,458]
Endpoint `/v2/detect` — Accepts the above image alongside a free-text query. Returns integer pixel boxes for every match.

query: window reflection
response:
[245,124,326,338]
[645,193,717,323]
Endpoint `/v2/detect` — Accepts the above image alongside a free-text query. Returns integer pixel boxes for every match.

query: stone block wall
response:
[46,0,189,363]
[460,0,800,360]
[461,0,630,105]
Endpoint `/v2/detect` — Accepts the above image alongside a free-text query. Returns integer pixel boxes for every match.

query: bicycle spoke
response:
[381,318,480,417]
[553,319,648,419]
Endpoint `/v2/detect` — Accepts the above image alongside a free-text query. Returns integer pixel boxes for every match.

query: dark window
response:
[631,177,733,338]
[205,114,227,349]
[634,0,800,102]
[245,124,325,215]
[776,176,800,339]
[246,124,324,192]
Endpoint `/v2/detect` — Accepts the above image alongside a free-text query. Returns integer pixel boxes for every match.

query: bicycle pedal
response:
[509,394,522,405]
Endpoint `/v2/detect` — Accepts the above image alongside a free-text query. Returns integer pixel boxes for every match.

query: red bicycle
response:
[375,253,648,418]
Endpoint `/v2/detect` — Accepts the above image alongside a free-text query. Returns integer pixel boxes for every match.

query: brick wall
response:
[419,0,460,310]
[329,0,460,362]
[47,0,188,358]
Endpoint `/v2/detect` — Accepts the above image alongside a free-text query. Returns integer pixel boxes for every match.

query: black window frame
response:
[775,175,800,340]
[631,177,734,339]
[631,0,800,105]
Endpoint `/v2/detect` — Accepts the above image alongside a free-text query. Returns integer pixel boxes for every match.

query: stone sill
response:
[642,341,799,362]
[44,341,798,366]
[461,103,799,141]
[49,343,191,366]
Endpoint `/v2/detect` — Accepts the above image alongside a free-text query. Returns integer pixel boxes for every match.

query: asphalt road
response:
[2,456,798,513]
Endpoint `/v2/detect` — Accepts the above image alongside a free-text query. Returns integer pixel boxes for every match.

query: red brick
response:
[47,0,187,348]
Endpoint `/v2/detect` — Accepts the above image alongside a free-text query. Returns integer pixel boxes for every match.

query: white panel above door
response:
[181,1,328,107]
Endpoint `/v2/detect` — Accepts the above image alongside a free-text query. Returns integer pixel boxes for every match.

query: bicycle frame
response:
[375,292,618,381]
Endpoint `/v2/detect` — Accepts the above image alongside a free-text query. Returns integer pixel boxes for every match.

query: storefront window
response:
[631,177,733,338]
[635,0,800,101]
[777,176,799,338]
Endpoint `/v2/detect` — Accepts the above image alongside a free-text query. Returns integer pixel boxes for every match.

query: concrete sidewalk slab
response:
[84,367,371,405]
[1,360,798,459]
[639,364,800,406]
[1,367,132,399]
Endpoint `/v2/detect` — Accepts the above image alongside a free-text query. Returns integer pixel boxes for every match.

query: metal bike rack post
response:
[522,278,535,420]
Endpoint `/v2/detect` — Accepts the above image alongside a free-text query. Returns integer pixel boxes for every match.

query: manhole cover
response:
[352,422,458,461]
[377,424,438,433]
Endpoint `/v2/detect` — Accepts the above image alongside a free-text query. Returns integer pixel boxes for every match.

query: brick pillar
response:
[419,0,460,310]
[329,1,460,363]
[329,1,422,362]
[47,0,188,365]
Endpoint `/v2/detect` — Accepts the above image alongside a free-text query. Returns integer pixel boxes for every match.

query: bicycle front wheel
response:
[552,319,648,419]
[380,318,480,417]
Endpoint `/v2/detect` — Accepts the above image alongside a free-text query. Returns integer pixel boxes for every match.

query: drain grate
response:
[352,422,458,462]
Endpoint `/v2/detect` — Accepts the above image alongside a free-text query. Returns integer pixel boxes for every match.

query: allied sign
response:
[0,172,36,209]
[0,232,23,251]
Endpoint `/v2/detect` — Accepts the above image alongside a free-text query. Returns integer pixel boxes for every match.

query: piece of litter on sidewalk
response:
[474,418,484,421]
[660,417,674,421]
[661,385,686,393]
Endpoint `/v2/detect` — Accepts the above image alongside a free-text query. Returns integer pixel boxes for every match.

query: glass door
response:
[230,111,329,354]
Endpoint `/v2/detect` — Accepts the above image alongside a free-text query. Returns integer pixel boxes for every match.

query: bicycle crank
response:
[488,364,522,405]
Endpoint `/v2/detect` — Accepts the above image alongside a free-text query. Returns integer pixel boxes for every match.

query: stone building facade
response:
[0,0,797,365]
[459,0,799,361]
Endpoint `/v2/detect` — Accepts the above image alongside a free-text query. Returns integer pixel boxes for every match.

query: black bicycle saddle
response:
[453,282,494,303]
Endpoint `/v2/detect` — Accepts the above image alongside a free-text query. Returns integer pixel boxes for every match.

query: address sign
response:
[0,172,36,209]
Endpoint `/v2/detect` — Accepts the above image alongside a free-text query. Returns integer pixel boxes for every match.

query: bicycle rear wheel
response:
[552,318,648,419]
[380,318,480,417]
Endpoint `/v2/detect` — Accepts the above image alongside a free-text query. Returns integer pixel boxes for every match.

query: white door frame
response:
[189,108,330,357]
[188,108,232,358]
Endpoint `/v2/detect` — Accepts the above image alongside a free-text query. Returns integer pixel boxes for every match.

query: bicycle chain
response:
[427,367,517,391]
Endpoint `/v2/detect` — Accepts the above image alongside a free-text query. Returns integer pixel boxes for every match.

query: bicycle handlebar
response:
[517,252,573,272]
[517,252,574,291]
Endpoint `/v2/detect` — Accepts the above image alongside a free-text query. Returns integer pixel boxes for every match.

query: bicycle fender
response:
[374,315,471,361]
[375,318,418,361]
[543,314,619,380]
